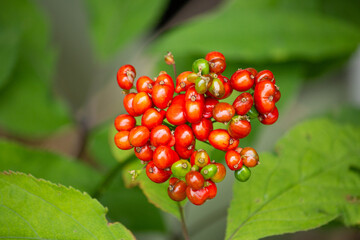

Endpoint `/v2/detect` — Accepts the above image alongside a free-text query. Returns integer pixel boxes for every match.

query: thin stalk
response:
[178,203,190,240]
[172,63,177,80]
[163,121,176,131]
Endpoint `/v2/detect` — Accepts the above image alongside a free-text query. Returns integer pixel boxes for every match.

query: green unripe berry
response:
[192,58,210,75]
[200,164,218,179]
[171,160,191,178]
[234,166,251,182]
[195,77,208,94]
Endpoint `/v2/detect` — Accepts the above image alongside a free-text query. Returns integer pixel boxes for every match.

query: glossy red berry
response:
[233,92,253,116]
[225,150,243,170]
[209,58,226,74]
[114,114,136,132]
[155,73,174,89]
[219,75,233,99]
[133,92,152,115]
[153,145,178,169]
[123,93,140,117]
[203,97,218,118]
[213,102,235,123]
[114,131,132,150]
[258,106,279,125]
[192,118,213,142]
[240,147,259,167]
[186,186,208,205]
[204,180,217,199]
[185,99,204,124]
[136,76,154,94]
[230,69,255,92]
[274,86,281,103]
[175,71,193,93]
[255,70,275,84]
[228,116,251,139]
[205,51,225,61]
[150,125,172,147]
[141,108,165,130]
[186,171,205,190]
[117,64,136,90]
[134,144,153,161]
[245,67,257,76]
[129,126,150,147]
[174,124,195,148]
[208,129,232,151]
[152,84,174,109]
[166,95,187,125]
[146,161,171,183]
[254,80,276,114]
[226,137,239,151]
[174,143,195,159]
[168,178,187,201]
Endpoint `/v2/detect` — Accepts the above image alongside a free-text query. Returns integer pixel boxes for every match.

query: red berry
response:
[240,147,259,167]
[129,126,150,147]
[175,71,194,93]
[136,76,154,94]
[192,118,213,142]
[150,125,172,147]
[118,64,136,77]
[155,73,175,89]
[233,92,253,116]
[209,58,226,74]
[152,84,174,109]
[219,75,233,99]
[230,69,255,92]
[123,93,140,117]
[166,95,187,125]
[226,137,239,151]
[274,86,281,103]
[185,85,205,102]
[185,100,204,124]
[225,150,243,170]
[255,70,275,84]
[133,92,152,115]
[146,161,171,183]
[141,108,165,130]
[254,80,276,114]
[117,64,136,90]
[258,106,279,125]
[185,171,205,190]
[153,145,178,169]
[213,102,235,123]
[228,117,251,139]
[174,124,195,148]
[114,114,136,132]
[208,129,231,151]
[174,142,195,159]
[204,180,217,199]
[245,67,257,76]
[134,144,153,161]
[205,51,225,61]
[203,97,218,118]
[114,131,132,150]
[168,178,187,201]
[186,186,208,205]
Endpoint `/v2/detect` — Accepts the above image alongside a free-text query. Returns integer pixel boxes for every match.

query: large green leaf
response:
[226,119,360,240]
[150,0,360,63]
[86,0,168,60]
[0,0,71,137]
[0,172,134,239]
[88,123,166,232]
[123,160,185,219]
[0,139,100,193]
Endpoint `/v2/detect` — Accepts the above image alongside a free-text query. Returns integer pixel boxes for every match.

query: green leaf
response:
[86,0,168,60]
[88,124,166,232]
[226,119,360,240]
[123,161,185,219]
[0,172,134,239]
[0,0,72,137]
[0,139,101,193]
[150,0,360,63]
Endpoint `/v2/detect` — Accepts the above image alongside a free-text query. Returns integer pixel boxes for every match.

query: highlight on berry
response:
[114,51,281,205]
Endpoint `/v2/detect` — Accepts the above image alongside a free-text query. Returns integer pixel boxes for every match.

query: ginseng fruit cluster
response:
[114,51,281,205]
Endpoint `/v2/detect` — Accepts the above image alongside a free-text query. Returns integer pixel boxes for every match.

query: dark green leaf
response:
[226,119,360,240]
[0,172,134,239]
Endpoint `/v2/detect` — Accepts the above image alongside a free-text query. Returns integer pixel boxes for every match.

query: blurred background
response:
[0,0,359,239]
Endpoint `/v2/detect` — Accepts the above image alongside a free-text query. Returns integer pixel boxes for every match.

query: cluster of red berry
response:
[114,51,281,205]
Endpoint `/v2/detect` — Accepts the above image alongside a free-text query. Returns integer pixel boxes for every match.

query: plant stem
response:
[178,203,190,240]
[172,63,177,80]
[91,154,135,199]
[163,121,176,131]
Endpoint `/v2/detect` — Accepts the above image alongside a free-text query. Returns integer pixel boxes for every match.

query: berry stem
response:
[163,121,176,131]
[172,63,177,80]
[178,203,190,240]
[91,154,135,199]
